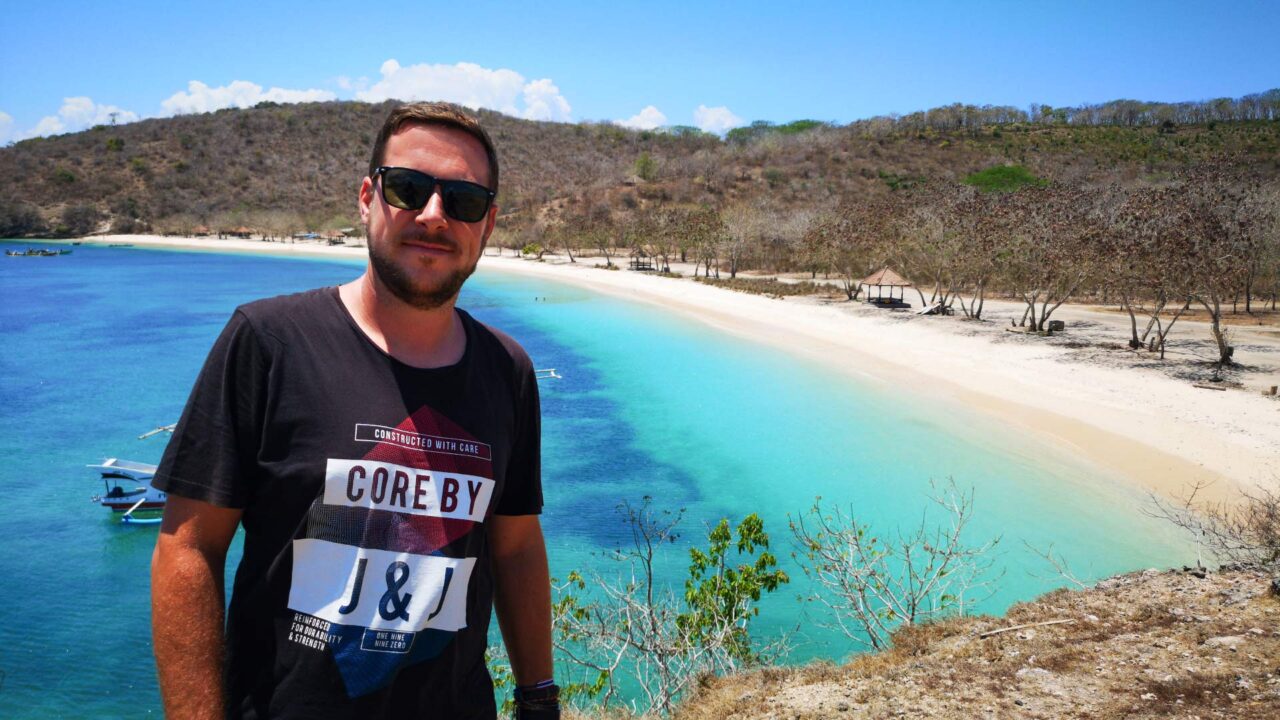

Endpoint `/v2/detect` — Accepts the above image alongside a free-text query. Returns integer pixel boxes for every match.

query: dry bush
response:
[1145,481,1280,568]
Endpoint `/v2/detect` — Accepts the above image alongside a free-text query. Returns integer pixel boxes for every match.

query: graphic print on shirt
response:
[284,405,495,698]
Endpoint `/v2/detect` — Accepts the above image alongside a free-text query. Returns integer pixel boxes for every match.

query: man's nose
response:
[414,187,449,231]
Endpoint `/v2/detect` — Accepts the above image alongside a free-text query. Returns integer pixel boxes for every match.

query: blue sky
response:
[1,0,1276,142]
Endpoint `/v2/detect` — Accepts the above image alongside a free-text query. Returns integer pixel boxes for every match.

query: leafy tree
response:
[552,499,788,715]
[679,513,787,664]
[633,151,657,182]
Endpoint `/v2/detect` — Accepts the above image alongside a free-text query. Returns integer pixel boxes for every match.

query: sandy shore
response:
[84,235,1280,502]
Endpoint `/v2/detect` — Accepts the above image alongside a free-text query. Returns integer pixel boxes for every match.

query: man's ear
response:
[358,176,375,224]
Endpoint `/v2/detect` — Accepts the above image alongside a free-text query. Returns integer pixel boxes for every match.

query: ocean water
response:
[0,240,1193,717]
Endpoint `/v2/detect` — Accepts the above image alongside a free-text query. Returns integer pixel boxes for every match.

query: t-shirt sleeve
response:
[152,309,271,508]
[494,361,542,515]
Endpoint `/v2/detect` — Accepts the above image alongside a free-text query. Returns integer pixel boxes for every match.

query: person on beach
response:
[149,103,556,720]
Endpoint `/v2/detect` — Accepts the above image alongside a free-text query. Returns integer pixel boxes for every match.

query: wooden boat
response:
[88,424,175,525]
[88,458,167,524]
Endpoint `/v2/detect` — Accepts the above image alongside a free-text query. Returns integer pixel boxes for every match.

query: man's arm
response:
[489,513,553,685]
[151,496,243,720]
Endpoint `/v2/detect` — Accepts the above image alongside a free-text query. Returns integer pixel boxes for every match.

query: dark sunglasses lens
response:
[381,169,432,210]
[441,183,492,222]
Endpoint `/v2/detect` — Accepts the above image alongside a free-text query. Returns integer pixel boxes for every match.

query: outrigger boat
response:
[88,458,166,524]
[89,424,175,525]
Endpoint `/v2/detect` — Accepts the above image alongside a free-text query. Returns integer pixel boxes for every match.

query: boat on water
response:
[5,248,62,257]
[88,458,166,524]
[89,424,174,525]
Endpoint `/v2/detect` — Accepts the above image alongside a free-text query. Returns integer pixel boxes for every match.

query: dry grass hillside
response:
[665,566,1280,719]
[1,97,1278,238]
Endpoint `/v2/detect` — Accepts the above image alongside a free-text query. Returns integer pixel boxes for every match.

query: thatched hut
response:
[859,267,912,305]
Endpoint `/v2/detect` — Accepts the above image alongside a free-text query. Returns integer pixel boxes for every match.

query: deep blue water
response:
[0,240,1192,717]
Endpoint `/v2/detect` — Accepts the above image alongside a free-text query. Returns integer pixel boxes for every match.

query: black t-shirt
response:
[153,287,542,719]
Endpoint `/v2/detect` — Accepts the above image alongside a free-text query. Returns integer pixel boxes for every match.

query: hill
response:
[671,566,1280,719]
[1,92,1278,239]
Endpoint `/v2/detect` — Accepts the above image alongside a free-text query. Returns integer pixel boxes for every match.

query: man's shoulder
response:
[236,286,335,318]
[459,310,533,374]
[233,287,338,336]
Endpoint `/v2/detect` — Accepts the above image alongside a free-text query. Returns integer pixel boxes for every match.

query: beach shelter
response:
[859,267,912,305]
[629,246,655,271]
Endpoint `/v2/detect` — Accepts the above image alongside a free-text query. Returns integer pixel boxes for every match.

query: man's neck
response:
[338,271,466,368]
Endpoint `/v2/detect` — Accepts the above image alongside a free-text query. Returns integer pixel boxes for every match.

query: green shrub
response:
[962,164,1047,193]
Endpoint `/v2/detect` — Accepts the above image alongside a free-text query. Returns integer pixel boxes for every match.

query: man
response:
[151,103,556,719]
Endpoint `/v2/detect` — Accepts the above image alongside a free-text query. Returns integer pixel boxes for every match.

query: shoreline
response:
[69,234,1280,503]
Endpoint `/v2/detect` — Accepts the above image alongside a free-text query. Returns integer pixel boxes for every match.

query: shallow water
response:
[0,240,1192,717]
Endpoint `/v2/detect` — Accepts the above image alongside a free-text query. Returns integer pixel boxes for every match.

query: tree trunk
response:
[1197,294,1234,365]
[1154,298,1192,360]
[1122,291,1141,348]
[1139,294,1168,345]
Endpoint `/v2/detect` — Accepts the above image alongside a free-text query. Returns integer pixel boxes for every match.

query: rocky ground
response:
[666,567,1280,719]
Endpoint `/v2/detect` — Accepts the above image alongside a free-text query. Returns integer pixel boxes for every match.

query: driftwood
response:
[979,618,1075,639]
[1192,383,1228,392]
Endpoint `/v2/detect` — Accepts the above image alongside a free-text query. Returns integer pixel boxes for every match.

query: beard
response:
[367,229,479,310]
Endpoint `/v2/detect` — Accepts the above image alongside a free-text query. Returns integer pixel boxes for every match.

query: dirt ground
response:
[669,567,1280,720]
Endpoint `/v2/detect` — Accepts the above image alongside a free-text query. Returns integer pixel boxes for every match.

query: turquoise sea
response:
[0,240,1193,717]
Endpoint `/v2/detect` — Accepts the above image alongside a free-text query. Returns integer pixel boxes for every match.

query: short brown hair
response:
[368,102,500,194]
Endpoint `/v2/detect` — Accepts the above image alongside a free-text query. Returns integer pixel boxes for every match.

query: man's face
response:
[358,124,497,310]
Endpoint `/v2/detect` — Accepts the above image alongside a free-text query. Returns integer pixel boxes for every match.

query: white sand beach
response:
[87,235,1280,502]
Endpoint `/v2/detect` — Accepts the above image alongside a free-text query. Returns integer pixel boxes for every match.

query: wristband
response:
[514,681,560,720]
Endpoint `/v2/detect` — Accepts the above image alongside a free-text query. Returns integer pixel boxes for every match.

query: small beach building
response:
[629,247,655,271]
[859,267,912,305]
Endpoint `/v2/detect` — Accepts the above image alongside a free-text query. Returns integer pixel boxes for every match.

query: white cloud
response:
[522,78,572,122]
[18,97,140,139]
[693,104,745,135]
[0,111,13,143]
[335,75,370,92]
[355,60,573,122]
[616,105,667,130]
[160,80,336,115]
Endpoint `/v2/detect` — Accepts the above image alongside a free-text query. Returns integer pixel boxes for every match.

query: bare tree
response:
[789,480,1001,651]
[1183,177,1257,365]
[721,202,770,280]
[1000,187,1098,333]
[1145,481,1280,569]
[1100,187,1197,357]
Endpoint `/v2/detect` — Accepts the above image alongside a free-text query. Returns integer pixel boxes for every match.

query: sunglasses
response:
[373,166,496,223]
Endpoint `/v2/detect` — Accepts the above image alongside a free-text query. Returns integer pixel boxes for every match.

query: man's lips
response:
[399,235,458,254]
